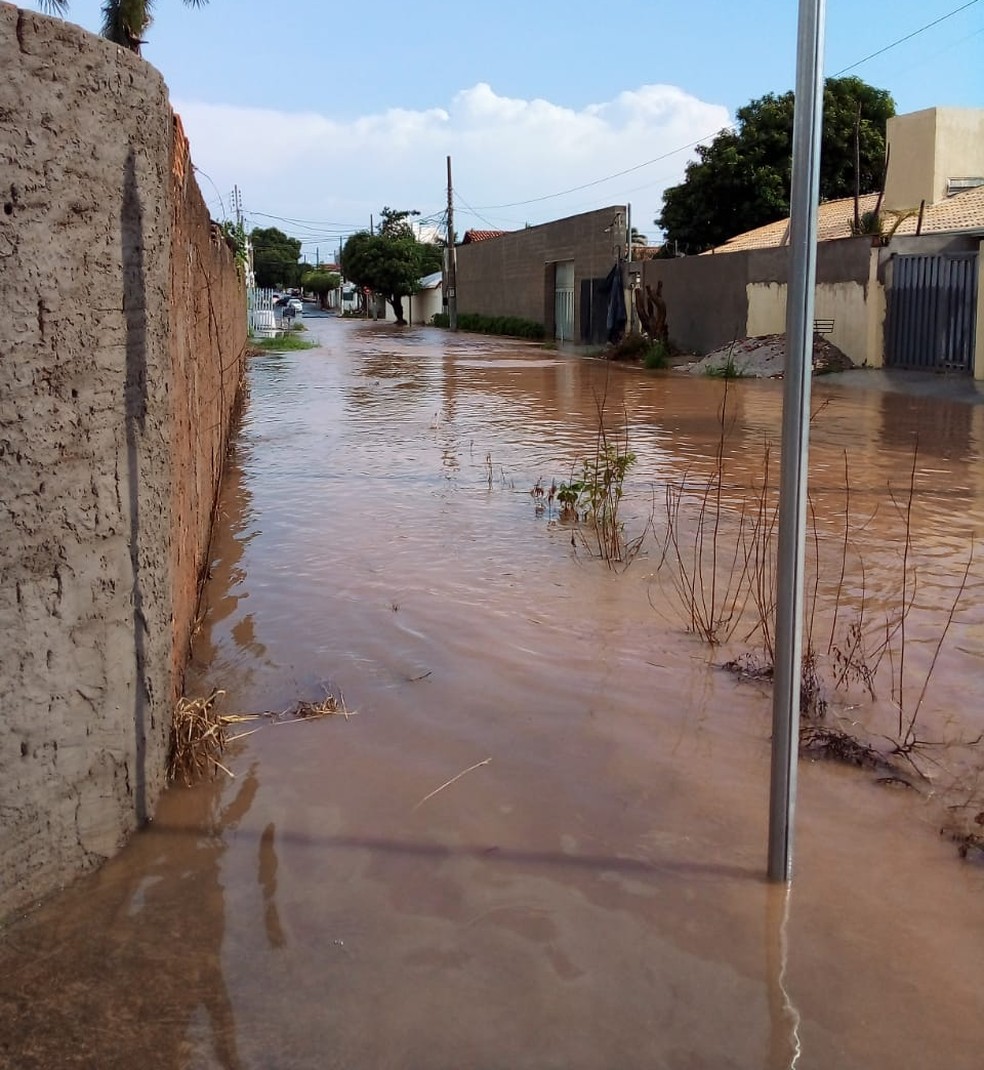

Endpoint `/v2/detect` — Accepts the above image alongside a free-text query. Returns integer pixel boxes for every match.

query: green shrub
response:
[643,341,670,369]
[430,311,545,339]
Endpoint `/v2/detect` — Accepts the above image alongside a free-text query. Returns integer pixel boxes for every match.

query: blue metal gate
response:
[886,253,979,372]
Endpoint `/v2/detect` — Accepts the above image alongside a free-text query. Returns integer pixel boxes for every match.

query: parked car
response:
[288,298,304,313]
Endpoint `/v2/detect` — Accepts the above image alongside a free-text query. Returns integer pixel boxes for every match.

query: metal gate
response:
[886,252,978,372]
[554,260,575,342]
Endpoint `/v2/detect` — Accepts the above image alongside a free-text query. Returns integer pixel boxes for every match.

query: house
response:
[461,229,508,244]
[644,107,984,377]
[455,207,629,345]
[409,270,443,325]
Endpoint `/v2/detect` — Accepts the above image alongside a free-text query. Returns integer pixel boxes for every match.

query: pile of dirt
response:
[685,334,855,378]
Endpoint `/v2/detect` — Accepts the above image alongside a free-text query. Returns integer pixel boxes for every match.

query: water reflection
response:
[766,885,802,1070]
[258,822,286,950]
[0,766,259,1068]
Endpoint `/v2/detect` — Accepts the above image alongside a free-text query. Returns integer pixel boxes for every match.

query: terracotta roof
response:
[709,184,984,253]
[914,183,984,233]
[461,229,507,244]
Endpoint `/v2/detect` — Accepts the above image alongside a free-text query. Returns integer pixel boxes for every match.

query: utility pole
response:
[768,0,826,884]
[446,155,458,331]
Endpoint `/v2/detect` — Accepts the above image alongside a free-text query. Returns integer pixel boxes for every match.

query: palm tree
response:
[38,1,208,54]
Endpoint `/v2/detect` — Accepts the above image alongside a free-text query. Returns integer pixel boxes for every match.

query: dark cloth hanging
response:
[605,260,627,344]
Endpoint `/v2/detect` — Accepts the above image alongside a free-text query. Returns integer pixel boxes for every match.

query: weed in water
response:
[657,379,755,644]
[250,333,318,352]
[655,384,980,843]
[704,338,746,379]
[554,387,645,567]
[643,341,670,369]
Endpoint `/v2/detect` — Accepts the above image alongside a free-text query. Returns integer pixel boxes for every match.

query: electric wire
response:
[832,0,980,75]
[222,3,980,232]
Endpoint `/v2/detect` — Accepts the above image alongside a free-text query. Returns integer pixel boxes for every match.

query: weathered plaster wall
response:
[0,4,245,920]
[642,252,750,354]
[645,237,880,364]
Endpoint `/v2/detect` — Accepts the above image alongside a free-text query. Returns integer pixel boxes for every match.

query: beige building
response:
[695,107,984,378]
[883,107,984,212]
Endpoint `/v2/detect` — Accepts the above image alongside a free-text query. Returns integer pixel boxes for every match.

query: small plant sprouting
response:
[703,338,746,379]
[556,390,643,568]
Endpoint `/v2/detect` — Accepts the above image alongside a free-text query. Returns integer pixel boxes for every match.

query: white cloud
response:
[174,82,730,254]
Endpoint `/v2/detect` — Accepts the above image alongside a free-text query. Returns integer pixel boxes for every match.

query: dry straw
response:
[168,689,353,785]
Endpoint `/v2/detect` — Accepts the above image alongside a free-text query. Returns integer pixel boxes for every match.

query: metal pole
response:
[768,0,826,883]
[446,155,458,331]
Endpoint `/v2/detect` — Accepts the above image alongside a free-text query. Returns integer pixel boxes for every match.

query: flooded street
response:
[3,314,984,1069]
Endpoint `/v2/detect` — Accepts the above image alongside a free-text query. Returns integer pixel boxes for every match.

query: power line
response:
[192,165,227,220]
[452,189,501,231]
[832,0,981,75]
[462,2,979,216]
[468,131,732,210]
[249,209,364,229]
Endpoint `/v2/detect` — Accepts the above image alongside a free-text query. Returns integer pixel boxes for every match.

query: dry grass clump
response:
[168,690,239,785]
[168,688,352,786]
[282,695,351,720]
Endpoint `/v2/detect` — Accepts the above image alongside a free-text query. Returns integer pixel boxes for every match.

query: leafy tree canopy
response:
[340,207,443,325]
[657,76,895,252]
[38,0,208,53]
[251,226,302,290]
[301,270,341,310]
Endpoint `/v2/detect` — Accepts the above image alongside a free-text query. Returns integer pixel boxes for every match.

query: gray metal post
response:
[768,0,827,883]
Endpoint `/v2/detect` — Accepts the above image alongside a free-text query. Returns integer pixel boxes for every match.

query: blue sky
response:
[33,0,984,259]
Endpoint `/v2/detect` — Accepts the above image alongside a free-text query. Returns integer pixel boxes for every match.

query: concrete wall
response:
[408,286,442,326]
[0,4,246,920]
[743,239,877,366]
[644,237,888,367]
[455,206,625,343]
[884,108,984,211]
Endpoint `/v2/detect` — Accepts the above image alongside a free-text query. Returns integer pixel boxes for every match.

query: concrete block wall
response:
[455,206,625,340]
[0,4,246,919]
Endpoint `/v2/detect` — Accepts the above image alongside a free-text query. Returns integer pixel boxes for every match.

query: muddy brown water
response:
[3,316,984,1069]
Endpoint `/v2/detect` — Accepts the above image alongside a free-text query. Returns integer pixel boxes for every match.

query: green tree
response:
[340,208,442,325]
[250,227,302,290]
[38,1,208,53]
[301,270,341,311]
[657,76,895,252]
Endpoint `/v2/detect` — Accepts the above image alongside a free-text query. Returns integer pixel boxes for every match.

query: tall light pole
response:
[768,0,827,883]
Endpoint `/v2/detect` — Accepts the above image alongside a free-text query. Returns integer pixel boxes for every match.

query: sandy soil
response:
[683,333,856,378]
